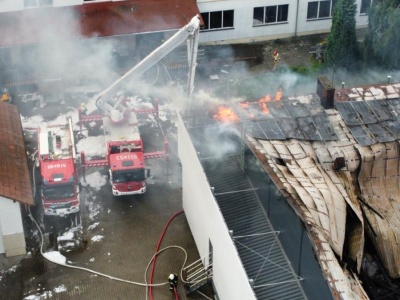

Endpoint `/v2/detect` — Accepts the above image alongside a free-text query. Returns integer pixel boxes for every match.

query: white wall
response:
[198,0,370,44]
[0,0,23,12]
[53,0,82,6]
[0,0,371,45]
[0,196,26,256]
[178,113,257,300]
[198,0,296,44]
[0,218,3,253]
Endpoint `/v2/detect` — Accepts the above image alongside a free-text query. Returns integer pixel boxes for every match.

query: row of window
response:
[24,0,52,7]
[201,0,372,31]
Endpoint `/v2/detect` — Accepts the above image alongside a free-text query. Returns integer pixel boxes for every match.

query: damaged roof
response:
[335,83,400,101]
[241,82,400,285]
[0,0,201,48]
[241,95,338,142]
[334,83,400,146]
[0,103,34,205]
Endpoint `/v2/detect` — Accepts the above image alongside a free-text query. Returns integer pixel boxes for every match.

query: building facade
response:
[0,197,27,257]
[0,103,34,258]
[197,0,370,44]
[0,0,372,44]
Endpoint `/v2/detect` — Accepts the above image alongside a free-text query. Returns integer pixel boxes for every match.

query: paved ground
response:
[1,143,213,300]
[0,92,214,300]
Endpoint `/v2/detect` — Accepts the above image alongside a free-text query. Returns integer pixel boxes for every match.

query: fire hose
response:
[148,210,184,300]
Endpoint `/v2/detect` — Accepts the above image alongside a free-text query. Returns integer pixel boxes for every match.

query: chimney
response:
[317,76,335,109]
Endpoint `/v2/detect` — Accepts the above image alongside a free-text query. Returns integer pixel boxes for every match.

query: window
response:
[24,0,53,7]
[253,5,289,26]
[307,0,337,20]
[360,0,371,14]
[43,183,75,201]
[201,10,234,31]
[112,169,146,183]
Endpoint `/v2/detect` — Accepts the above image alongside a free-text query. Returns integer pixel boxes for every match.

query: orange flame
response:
[213,106,239,123]
[275,89,282,100]
[239,101,249,109]
[255,89,283,114]
[258,95,271,113]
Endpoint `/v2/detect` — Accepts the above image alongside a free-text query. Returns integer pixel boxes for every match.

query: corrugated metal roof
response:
[0,0,201,48]
[335,99,400,146]
[245,97,337,142]
[195,143,306,299]
[0,103,34,205]
[335,83,400,101]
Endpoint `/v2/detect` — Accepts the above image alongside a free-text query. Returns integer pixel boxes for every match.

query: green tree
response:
[363,0,400,68]
[325,0,360,69]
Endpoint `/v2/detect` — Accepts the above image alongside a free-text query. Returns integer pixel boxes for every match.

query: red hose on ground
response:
[149,210,184,300]
[174,287,179,300]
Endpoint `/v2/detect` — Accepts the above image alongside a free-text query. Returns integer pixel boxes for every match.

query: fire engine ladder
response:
[183,252,213,295]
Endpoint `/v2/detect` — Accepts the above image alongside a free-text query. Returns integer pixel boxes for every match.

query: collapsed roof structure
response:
[236,79,400,297]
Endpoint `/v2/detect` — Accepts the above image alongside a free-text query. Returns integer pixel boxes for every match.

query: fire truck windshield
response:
[112,169,145,183]
[43,183,75,200]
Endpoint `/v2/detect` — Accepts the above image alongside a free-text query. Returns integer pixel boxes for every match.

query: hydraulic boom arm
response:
[96,14,200,118]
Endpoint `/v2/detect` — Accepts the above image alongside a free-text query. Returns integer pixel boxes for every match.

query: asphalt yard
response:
[0,94,214,300]
[1,143,214,300]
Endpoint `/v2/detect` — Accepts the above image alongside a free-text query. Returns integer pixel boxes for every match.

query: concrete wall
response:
[0,0,88,12]
[0,197,26,257]
[198,0,370,44]
[0,0,370,44]
[0,0,23,12]
[178,113,256,300]
[53,0,82,6]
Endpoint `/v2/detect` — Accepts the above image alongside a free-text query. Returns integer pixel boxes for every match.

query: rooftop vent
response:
[317,76,335,109]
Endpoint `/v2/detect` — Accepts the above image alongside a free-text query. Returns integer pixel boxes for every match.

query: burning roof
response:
[238,83,400,284]
[208,82,400,296]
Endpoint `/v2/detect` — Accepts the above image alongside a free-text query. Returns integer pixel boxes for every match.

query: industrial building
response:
[179,79,400,299]
[0,0,370,44]
[0,102,34,257]
[0,0,370,84]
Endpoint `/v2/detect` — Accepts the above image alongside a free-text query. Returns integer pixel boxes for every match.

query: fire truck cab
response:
[39,117,80,216]
[104,113,150,196]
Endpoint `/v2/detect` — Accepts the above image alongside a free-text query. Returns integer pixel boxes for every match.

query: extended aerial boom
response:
[96,14,200,119]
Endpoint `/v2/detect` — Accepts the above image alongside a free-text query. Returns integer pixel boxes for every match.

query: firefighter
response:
[272,49,281,72]
[80,103,87,115]
[168,273,178,291]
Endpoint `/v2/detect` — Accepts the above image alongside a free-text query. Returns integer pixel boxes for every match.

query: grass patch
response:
[289,56,323,75]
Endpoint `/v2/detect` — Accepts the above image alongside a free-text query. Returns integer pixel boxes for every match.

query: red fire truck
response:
[79,15,200,196]
[38,116,80,216]
[79,95,168,196]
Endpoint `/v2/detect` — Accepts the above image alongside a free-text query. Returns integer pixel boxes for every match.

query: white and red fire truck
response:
[78,15,200,196]
[37,116,80,216]
[79,95,168,196]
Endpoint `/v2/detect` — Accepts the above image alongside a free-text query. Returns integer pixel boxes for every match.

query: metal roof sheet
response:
[336,99,400,146]
[265,101,290,118]
[335,83,400,101]
[365,100,392,122]
[275,118,305,139]
[0,103,34,205]
[261,99,337,142]
[347,125,376,147]
[383,120,400,139]
[0,0,201,48]
[281,100,309,118]
[251,120,286,140]
[350,101,378,124]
